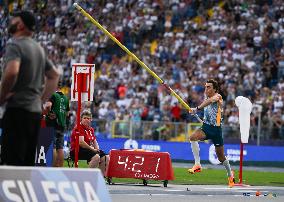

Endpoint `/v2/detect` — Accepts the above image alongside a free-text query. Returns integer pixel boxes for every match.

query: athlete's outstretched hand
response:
[189,107,203,123]
[189,107,197,114]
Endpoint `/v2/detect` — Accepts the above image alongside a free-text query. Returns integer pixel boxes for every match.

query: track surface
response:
[108,183,284,202]
[108,163,284,201]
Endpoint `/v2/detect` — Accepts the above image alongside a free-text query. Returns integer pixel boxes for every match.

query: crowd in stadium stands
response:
[0,0,284,139]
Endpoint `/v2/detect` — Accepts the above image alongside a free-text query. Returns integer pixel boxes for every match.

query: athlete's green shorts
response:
[201,123,223,147]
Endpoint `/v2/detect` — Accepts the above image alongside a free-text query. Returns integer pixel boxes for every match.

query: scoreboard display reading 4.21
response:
[106,150,174,181]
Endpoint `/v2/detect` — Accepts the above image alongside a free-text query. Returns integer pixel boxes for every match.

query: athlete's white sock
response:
[190,141,201,166]
[222,158,232,177]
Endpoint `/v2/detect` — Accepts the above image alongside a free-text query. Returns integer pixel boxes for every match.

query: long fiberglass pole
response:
[73,2,203,123]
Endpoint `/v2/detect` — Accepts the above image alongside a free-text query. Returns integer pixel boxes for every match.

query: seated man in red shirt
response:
[70,109,109,176]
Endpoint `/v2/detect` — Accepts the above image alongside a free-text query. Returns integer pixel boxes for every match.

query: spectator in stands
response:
[271,110,283,139]
[3,1,284,141]
[152,123,170,141]
[70,109,109,176]
[171,102,181,122]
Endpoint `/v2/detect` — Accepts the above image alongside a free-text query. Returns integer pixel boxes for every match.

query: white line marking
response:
[235,190,258,192]
[164,190,184,192]
[114,194,188,196]
[203,187,271,190]
[203,187,234,190]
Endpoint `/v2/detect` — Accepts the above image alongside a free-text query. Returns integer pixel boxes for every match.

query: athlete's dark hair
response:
[206,79,219,92]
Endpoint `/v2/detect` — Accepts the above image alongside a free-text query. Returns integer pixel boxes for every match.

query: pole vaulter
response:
[73,3,202,123]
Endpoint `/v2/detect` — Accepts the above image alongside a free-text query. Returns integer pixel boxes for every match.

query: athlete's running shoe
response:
[228,170,235,188]
[188,164,202,174]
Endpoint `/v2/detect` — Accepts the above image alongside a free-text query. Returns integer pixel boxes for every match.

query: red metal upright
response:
[234,142,250,186]
[239,142,244,183]
[74,73,82,168]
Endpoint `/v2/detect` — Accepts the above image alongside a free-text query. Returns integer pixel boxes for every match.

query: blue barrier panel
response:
[35,127,54,166]
[0,127,53,166]
[97,138,284,162]
[0,166,111,202]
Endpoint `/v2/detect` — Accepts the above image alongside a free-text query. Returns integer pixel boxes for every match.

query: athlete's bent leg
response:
[190,141,201,166]
[188,129,206,174]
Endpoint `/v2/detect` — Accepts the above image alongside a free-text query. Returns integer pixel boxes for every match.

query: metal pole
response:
[257,112,261,146]
[75,73,82,168]
[129,120,133,140]
[238,142,244,184]
[235,142,250,187]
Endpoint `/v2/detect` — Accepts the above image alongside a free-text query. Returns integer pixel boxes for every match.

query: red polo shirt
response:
[70,124,95,151]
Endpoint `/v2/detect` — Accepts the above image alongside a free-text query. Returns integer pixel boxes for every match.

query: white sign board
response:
[0,166,111,202]
[71,63,95,102]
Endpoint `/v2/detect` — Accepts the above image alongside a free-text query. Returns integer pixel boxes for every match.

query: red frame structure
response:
[72,63,95,168]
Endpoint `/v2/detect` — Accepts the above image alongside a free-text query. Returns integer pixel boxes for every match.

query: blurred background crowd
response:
[0,0,284,143]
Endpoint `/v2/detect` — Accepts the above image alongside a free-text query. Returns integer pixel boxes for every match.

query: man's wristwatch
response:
[196,106,200,110]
